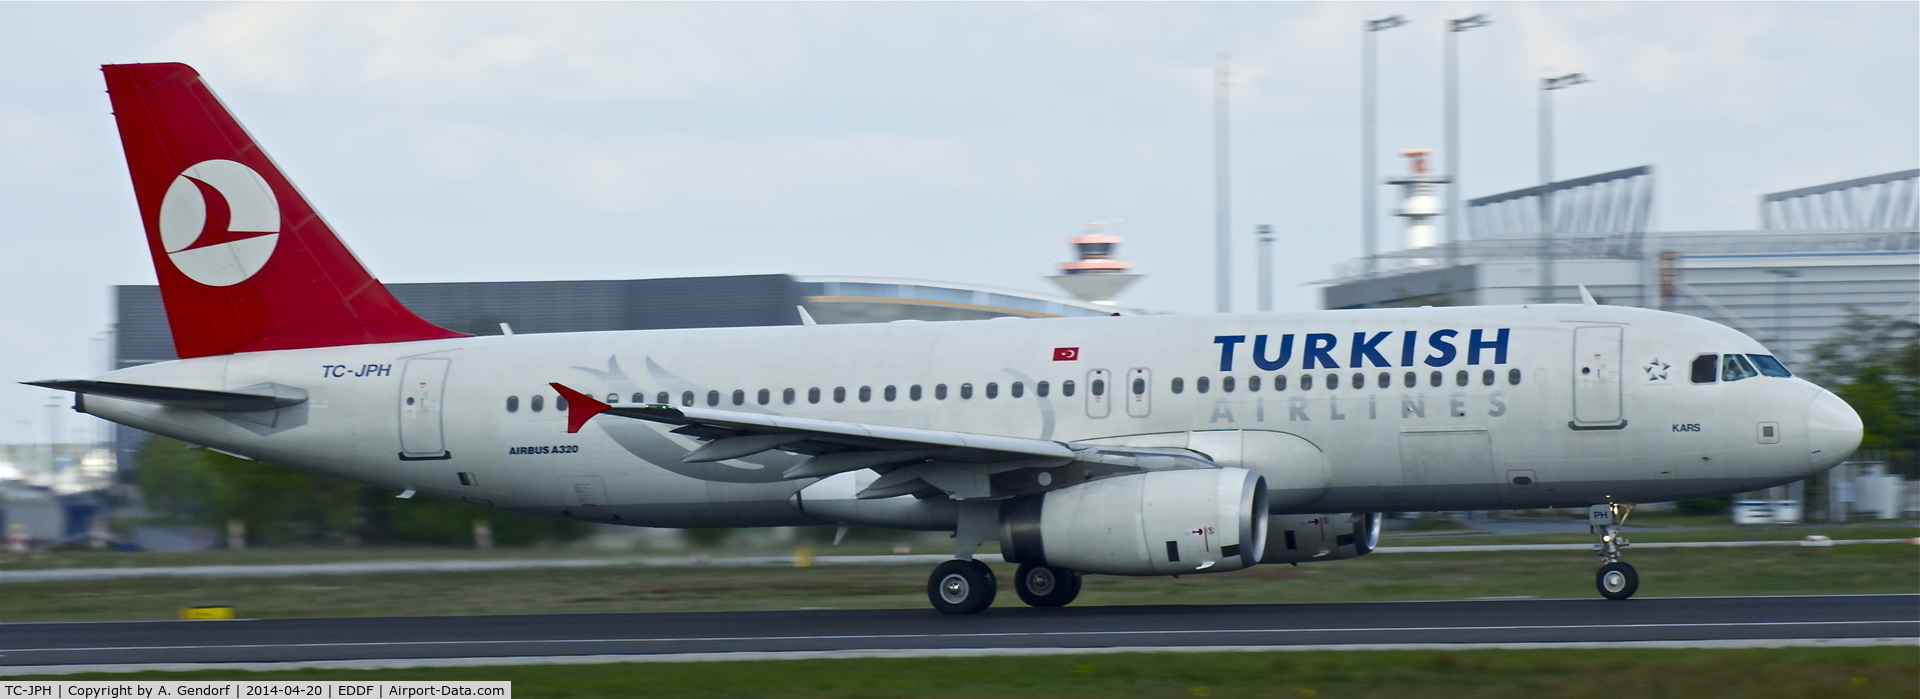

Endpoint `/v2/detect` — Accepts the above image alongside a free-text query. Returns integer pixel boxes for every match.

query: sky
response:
[0,2,1914,445]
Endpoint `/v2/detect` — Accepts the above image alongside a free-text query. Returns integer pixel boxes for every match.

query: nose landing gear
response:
[1589,503,1638,600]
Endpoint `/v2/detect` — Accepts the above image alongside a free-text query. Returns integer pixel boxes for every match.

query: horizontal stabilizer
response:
[27,379,307,412]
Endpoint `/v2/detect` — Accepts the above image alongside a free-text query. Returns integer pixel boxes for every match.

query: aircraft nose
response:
[1806,390,1862,471]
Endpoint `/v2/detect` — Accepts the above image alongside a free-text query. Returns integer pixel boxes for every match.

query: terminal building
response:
[1322,167,1919,369]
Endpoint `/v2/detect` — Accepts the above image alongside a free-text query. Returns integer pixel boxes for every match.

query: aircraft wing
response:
[27,379,307,412]
[551,382,1080,499]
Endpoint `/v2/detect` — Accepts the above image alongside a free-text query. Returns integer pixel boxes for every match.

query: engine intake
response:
[1260,512,1381,564]
[999,468,1268,576]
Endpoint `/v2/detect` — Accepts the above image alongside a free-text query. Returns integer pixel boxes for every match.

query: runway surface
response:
[0,594,1913,674]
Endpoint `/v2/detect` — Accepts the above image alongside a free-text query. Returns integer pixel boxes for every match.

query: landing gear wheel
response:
[1597,561,1638,600]
[928,559,996,615]
[1014,564,1082,607]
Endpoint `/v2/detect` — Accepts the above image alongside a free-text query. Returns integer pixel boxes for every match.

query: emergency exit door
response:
[398,358,452,459]
[1571,326,1625,428]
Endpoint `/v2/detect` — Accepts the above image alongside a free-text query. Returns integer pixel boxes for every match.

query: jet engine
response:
[999,468,1268,576]
[1260,512,1382,564]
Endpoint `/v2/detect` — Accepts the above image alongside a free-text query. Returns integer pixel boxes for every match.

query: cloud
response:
[162,4,809,103]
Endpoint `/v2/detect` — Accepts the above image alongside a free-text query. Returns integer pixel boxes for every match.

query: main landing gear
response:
[1589,503,1638,600]
[926,501,1082,615]
[928,559,997,615]
[1013,564,1082,607]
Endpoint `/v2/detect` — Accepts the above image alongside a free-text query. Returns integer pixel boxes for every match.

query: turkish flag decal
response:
[1053,347,1080,361]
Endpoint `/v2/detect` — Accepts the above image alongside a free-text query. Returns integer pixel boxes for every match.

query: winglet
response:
[797,305,818,326]
[1578,285,1598,306]
[549,383,610,434]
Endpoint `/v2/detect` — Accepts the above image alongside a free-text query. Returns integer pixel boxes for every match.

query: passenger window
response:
[1404,372,1416,388]
[557,396,567,411]
[1248,375,1261,392]
[1171,377,1185,394]
[506,396,519,413]
[631,393,645,404]
[1274,375,1287,391]
[960,383,973,399]
[531,395,544,412]
[731,390,745,406]
[1197,377,1210,393]
[1723,354,1759,382]
[1327,373,1340,390]
[1455,370,1469,387]
[1378,372,1390,389]
[1011,382,1024,398]
[707,390,720,407]
[910,385,923,401]
[656,391,669,405]
[1351,372,1364,389]
[1300,374,1313,390]
[1482,370,1495,386]
[1691,354,1719,384]
[1091,379,1106,396]
[808,387,821,404]
[990,383,1003,399]
[1036,381,1049,397]
[783,388,796,405]
[1222,376,1235,393]
[834,387,848,403]
[1508,368,1522,385]
[607,393,620,404]
[1748,354,1792,377]
[936,384,949,400]
[1430,371,1442,387]
[1062,380,1076,397]
[758,389,770,405]
[858,386,871,402]
[1132,378,1146,395]
[885,385,898,401]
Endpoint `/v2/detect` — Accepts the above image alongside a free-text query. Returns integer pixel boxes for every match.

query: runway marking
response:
[4,638,1918,676]
[4,620,1914,655]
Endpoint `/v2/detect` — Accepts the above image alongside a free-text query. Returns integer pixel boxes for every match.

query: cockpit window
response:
[1747,354,1792,377]
[1690,354,1718,384]
[1722,353,1759,382]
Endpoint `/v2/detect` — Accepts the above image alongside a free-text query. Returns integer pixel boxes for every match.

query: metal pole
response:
[1363,25,1376,278]
[1215,54,1231,313]
[1361,16,1406,280]
[1445,15,1490,269]
[1444,25,1458,268]
[1538,79,1553,303]
[1257,224,1274,312]
[1538,73,1587,304]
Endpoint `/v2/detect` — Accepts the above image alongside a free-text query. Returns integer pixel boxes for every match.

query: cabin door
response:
[1571,326,1625,428]
[398,358,452,460]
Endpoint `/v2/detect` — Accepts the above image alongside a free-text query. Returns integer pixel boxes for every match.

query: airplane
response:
[32,63,1862,614]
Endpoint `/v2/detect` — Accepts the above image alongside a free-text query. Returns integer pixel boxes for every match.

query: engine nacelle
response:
[999,468,1268,576]
[1260,512,1381,564]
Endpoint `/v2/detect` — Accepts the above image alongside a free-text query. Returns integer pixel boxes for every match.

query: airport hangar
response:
[108,276,1126,469]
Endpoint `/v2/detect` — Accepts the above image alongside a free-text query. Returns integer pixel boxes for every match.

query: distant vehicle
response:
[35,63,1861,614]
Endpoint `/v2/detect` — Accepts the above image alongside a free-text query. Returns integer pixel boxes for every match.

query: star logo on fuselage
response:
[1643,359,1671,383]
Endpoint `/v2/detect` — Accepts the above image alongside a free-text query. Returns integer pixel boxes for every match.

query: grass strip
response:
[20,647,1920,698]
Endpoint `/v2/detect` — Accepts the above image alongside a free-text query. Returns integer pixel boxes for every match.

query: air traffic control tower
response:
[1047,224,1142,308]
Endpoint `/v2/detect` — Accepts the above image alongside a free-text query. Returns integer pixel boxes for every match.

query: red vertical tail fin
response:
[103,62,467,358]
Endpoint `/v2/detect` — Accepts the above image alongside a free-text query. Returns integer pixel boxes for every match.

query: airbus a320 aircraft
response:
[34,63,1862,614]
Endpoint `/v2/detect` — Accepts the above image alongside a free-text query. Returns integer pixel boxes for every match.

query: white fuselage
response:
[84,304,1849,528]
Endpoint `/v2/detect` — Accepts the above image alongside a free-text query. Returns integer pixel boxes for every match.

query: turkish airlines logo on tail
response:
[157,159,280,287]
